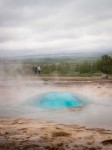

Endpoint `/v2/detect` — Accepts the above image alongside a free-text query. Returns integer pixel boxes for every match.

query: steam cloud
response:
[0,64,111,129]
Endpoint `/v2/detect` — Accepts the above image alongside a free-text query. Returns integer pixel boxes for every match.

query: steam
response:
[0,61,112,129]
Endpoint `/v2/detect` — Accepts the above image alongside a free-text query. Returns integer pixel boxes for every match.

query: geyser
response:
[28,91,86,109]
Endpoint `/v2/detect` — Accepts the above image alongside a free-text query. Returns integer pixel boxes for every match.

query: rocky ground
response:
[0,118,112,150]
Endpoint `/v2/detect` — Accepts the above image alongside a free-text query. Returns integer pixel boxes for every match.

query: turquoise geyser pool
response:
[28,91,86,109]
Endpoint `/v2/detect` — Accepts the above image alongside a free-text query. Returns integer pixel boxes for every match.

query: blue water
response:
[28,92,85,109]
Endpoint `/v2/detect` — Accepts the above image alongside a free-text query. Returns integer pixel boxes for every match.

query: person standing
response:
[37,65,41,74]
[32,66,38,74]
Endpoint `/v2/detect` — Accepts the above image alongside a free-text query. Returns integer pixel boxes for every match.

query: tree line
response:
[39,55,112,76]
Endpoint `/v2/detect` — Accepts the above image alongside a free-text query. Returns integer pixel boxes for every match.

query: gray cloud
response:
[0,0,112,56]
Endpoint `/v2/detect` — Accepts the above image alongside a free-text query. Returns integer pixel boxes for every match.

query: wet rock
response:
[52,131,71,137]
[101,139,112,145]
[0,129,8,135]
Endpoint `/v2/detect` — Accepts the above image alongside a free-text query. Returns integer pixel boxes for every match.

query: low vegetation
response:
[32,55,112,76]
[0,55,112,77]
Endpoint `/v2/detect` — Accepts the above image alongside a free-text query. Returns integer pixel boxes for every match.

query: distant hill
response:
[20,50,112,64]
[1,50,112,65]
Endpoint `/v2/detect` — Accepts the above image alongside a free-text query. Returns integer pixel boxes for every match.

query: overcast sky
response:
[0,0,112,57]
